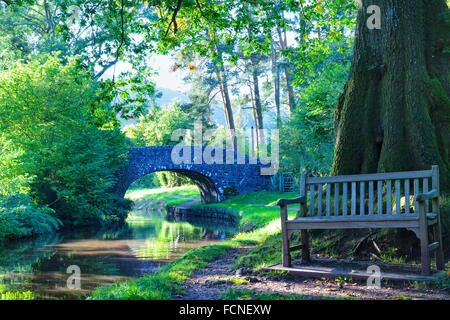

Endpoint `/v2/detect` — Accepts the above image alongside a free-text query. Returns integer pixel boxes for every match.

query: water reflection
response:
[0,209,236,300]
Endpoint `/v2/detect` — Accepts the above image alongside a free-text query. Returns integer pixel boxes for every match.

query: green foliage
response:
[124,101,196,188]
[0,54,130,227]
[281,55,351,176]
[0,194,61,242]
[124,102,192,146]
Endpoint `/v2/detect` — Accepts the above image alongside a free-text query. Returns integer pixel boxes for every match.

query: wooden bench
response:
[276,165,445,275]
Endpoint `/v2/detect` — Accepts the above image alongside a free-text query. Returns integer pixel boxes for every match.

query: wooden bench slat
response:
[287,216,420,231]
[360,181,365,215]
[414,178,419,213]
[386,180,392,215]
[377,180,383,215]
[326,183,331,217]
[317,184,323,217]
[310,184,315,217]
[306,170,432,184]
[395,179,401,214]
[351,182,356,215]
[423,178,429,213]
[405,179,410,214]
[334,183,339,216]
[369,181,374,215]
[343,182,348,216]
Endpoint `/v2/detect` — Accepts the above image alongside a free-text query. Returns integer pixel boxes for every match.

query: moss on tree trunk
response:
[332,0,450,191]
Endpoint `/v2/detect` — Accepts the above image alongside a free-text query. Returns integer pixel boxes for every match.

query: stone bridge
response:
[113,146,273,203]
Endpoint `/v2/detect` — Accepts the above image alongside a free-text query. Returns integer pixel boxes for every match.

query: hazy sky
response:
[101,54,189,92]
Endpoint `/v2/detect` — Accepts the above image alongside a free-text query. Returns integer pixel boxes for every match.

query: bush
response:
[0,194,62,242]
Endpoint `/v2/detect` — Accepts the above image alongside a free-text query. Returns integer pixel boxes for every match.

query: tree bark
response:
[250,55,265,147]
[277,26,296,114]
[271,39,281,129]
[332,0,450,191]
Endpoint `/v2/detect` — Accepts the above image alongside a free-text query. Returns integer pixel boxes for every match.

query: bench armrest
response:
[416,189,439,202]
[276,196,306,206]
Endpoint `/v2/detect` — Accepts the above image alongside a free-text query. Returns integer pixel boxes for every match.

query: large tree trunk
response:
[332,0,450,191]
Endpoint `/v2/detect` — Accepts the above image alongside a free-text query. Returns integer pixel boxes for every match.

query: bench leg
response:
[433,222,445,270]
[282,230,291,267]
[280,205,291,267]
[419,202,431,275]
[301,230,310,263]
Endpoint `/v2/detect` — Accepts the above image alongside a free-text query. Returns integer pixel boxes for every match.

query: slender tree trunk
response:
[206,29,237,150]
[250,55,264,147]
[332,0,450,191]
[271,39,281,129]
[215,65,237,150]
[248,85,260,149]
[277,27,296,114]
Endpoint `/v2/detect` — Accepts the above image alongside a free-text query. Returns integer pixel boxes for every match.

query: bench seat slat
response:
[286,216,420,231]
[290,214,419,222]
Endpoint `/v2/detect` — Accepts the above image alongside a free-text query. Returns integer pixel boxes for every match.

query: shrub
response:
[0,194,61,241]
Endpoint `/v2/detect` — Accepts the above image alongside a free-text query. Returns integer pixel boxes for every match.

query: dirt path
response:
[177,246,449,300]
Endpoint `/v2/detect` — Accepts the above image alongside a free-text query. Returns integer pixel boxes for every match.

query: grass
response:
[0,285,34,300]
[192,191,299,231]
[126,185,201,199]
[126,185,201,212]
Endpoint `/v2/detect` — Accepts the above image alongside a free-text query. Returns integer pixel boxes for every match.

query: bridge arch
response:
[113,146,271,203]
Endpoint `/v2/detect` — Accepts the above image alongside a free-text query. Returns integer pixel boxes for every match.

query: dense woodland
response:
[0,0,448,259]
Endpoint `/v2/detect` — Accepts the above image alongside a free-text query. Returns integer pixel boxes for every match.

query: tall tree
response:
[332,0,450,191]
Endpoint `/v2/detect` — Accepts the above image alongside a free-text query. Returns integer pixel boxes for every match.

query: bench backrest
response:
[300,166,439,218]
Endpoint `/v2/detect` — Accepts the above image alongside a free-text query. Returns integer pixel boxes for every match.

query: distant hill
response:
[118,87,190,128]
[118,87,279,132]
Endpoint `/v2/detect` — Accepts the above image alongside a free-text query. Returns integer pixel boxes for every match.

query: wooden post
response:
[418,200,430,275]
[280,204,291,267]
[431,165,445,270]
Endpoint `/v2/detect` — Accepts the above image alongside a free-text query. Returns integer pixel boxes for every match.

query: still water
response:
[0,210,236,300]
